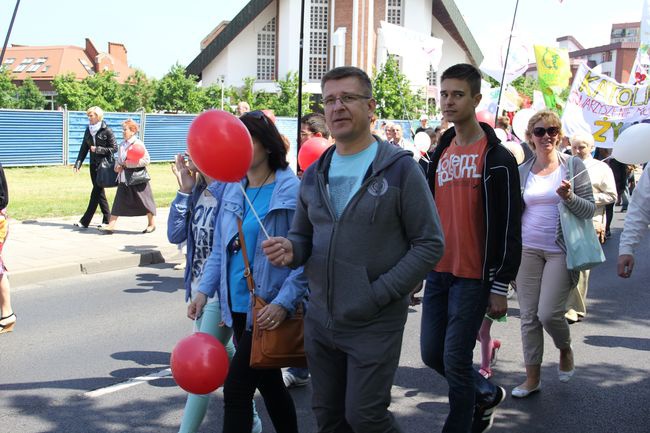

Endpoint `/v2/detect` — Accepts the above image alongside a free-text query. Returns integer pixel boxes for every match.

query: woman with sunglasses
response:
[513,110,595,398]
[188,110,307,433]
[168,153,262,433]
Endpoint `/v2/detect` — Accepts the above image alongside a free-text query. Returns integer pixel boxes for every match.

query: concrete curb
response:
[11,248,183,288]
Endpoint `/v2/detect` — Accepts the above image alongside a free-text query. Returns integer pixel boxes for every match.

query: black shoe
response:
[605,229,612,239]
[472,386,506,433]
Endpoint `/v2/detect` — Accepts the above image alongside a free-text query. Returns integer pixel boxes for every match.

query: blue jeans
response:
[420,271,496,433]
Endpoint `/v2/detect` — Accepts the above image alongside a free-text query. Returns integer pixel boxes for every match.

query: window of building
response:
[257,16,276,80]
[387,0,402,26]
[309,0,329,81]
[3,58,15,65]
[79,58,95,75]
[26,57,47,73]
[427,64,437,86]
[602,51,612,62]
[14,57,34,72]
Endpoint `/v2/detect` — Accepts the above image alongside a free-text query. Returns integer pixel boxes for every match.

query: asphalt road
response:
[1,212,648,433]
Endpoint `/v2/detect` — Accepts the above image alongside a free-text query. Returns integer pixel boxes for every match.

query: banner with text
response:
[562,63,650,148]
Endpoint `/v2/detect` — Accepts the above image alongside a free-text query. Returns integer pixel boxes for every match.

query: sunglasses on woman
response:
[532,126,560,138]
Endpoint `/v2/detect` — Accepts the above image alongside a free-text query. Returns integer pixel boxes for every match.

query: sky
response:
[0,0,643,79]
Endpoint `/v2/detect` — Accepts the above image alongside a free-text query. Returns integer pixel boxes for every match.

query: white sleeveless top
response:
[522,166,565,252]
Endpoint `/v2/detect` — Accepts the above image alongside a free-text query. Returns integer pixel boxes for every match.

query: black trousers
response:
[223,313,298,433]
[80,164,110,227]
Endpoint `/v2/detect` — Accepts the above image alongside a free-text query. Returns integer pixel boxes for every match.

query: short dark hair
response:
[300,112,330,138]
[240,111,289,171]
[441,63,481,96]
[321,66,372,96]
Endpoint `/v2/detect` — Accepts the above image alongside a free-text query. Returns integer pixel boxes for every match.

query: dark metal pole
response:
[0,0,21,65]
[296,0,306,154]
[494,0,520,126]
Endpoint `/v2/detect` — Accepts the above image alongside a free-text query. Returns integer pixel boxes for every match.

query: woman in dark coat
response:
[73,106,117,228]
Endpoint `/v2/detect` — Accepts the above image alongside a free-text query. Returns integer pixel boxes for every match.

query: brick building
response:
[1,39,134,109]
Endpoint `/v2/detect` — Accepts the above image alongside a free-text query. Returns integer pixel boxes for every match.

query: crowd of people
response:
[1,63,647,433]
[164,64,647,433]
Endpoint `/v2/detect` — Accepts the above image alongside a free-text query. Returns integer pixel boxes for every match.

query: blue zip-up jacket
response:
[198,167,308,329]
[167,180,226,302]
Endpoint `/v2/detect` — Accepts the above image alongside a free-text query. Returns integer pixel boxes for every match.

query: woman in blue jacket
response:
[188,111,307,433]
[167,153,260,433]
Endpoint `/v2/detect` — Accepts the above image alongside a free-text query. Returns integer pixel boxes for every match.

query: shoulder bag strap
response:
[237,218,256,295]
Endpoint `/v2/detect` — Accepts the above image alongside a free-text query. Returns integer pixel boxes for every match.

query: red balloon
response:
[187,110,253,182]
[126,142,145,163]
[476,110,496,127]
[170,332,229,394]
[298,137,330,170]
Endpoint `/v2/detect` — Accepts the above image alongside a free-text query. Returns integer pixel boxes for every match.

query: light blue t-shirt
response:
[328,142,378,218]
[227,182,275,313]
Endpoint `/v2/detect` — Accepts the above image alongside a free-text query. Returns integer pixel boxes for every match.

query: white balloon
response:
[414,132,431,153]
[512,108,536,141]
[402,141,422,161]
[612,123,650,164]
[494,128,508,143]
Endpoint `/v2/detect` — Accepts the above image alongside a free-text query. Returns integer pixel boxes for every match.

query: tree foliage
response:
[121,69,155,112]
[153,63,205,113]
[372,56,425,119]
[16,76,46,109]
[0,69,17,108]
[84,71,123,112]
[52,73,92,110]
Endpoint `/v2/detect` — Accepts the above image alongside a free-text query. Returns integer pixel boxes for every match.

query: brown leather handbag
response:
[237,219,308,369]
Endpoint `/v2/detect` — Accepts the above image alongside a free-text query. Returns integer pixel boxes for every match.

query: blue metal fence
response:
[0,109,64,166]
[0,109,417,169]
[141,114,197,161]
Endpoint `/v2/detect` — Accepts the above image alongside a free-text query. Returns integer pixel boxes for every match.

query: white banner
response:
[562,63,650,148]
[379,21,443,69]
[480,33,531,85]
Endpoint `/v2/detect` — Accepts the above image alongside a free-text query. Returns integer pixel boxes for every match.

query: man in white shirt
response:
[618,163,650,278]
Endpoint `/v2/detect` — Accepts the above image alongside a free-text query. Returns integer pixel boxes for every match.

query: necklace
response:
[243,170,273,221]
[230,170,273,256]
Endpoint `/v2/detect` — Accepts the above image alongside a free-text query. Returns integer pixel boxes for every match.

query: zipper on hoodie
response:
[318,172,337,329]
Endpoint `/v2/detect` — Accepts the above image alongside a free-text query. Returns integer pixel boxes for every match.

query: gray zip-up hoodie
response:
[288,138,445,332]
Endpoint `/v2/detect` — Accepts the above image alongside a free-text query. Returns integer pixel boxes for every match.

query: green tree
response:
[0,68,17,108]
[266,72,311,117]
[121,69,155,112]
[52,73,92,110]
[83,70,123,111]
[153,63,205,113]
[16,76,46,109]
[372,56,425,119]
[510,76,540,101]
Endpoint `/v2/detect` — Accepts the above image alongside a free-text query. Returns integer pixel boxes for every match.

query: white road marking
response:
[84,368,172,398]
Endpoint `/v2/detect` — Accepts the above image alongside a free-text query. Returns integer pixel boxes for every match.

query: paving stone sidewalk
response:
[4,208,183,287]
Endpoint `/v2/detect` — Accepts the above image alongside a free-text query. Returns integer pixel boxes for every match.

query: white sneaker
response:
[282,370,310,388]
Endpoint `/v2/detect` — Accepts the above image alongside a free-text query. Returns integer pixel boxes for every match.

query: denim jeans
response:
[420,271,496,433]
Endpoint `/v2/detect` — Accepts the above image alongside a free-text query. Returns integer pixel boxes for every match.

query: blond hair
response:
[86,106,104,120]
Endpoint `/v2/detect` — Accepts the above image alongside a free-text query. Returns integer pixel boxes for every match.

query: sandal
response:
[0,313,16,334]
[478,367,492,380]
[142,226,156,234]
[490,339,501,367]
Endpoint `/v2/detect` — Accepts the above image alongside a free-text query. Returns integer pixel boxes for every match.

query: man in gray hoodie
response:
[263,66,445,433]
